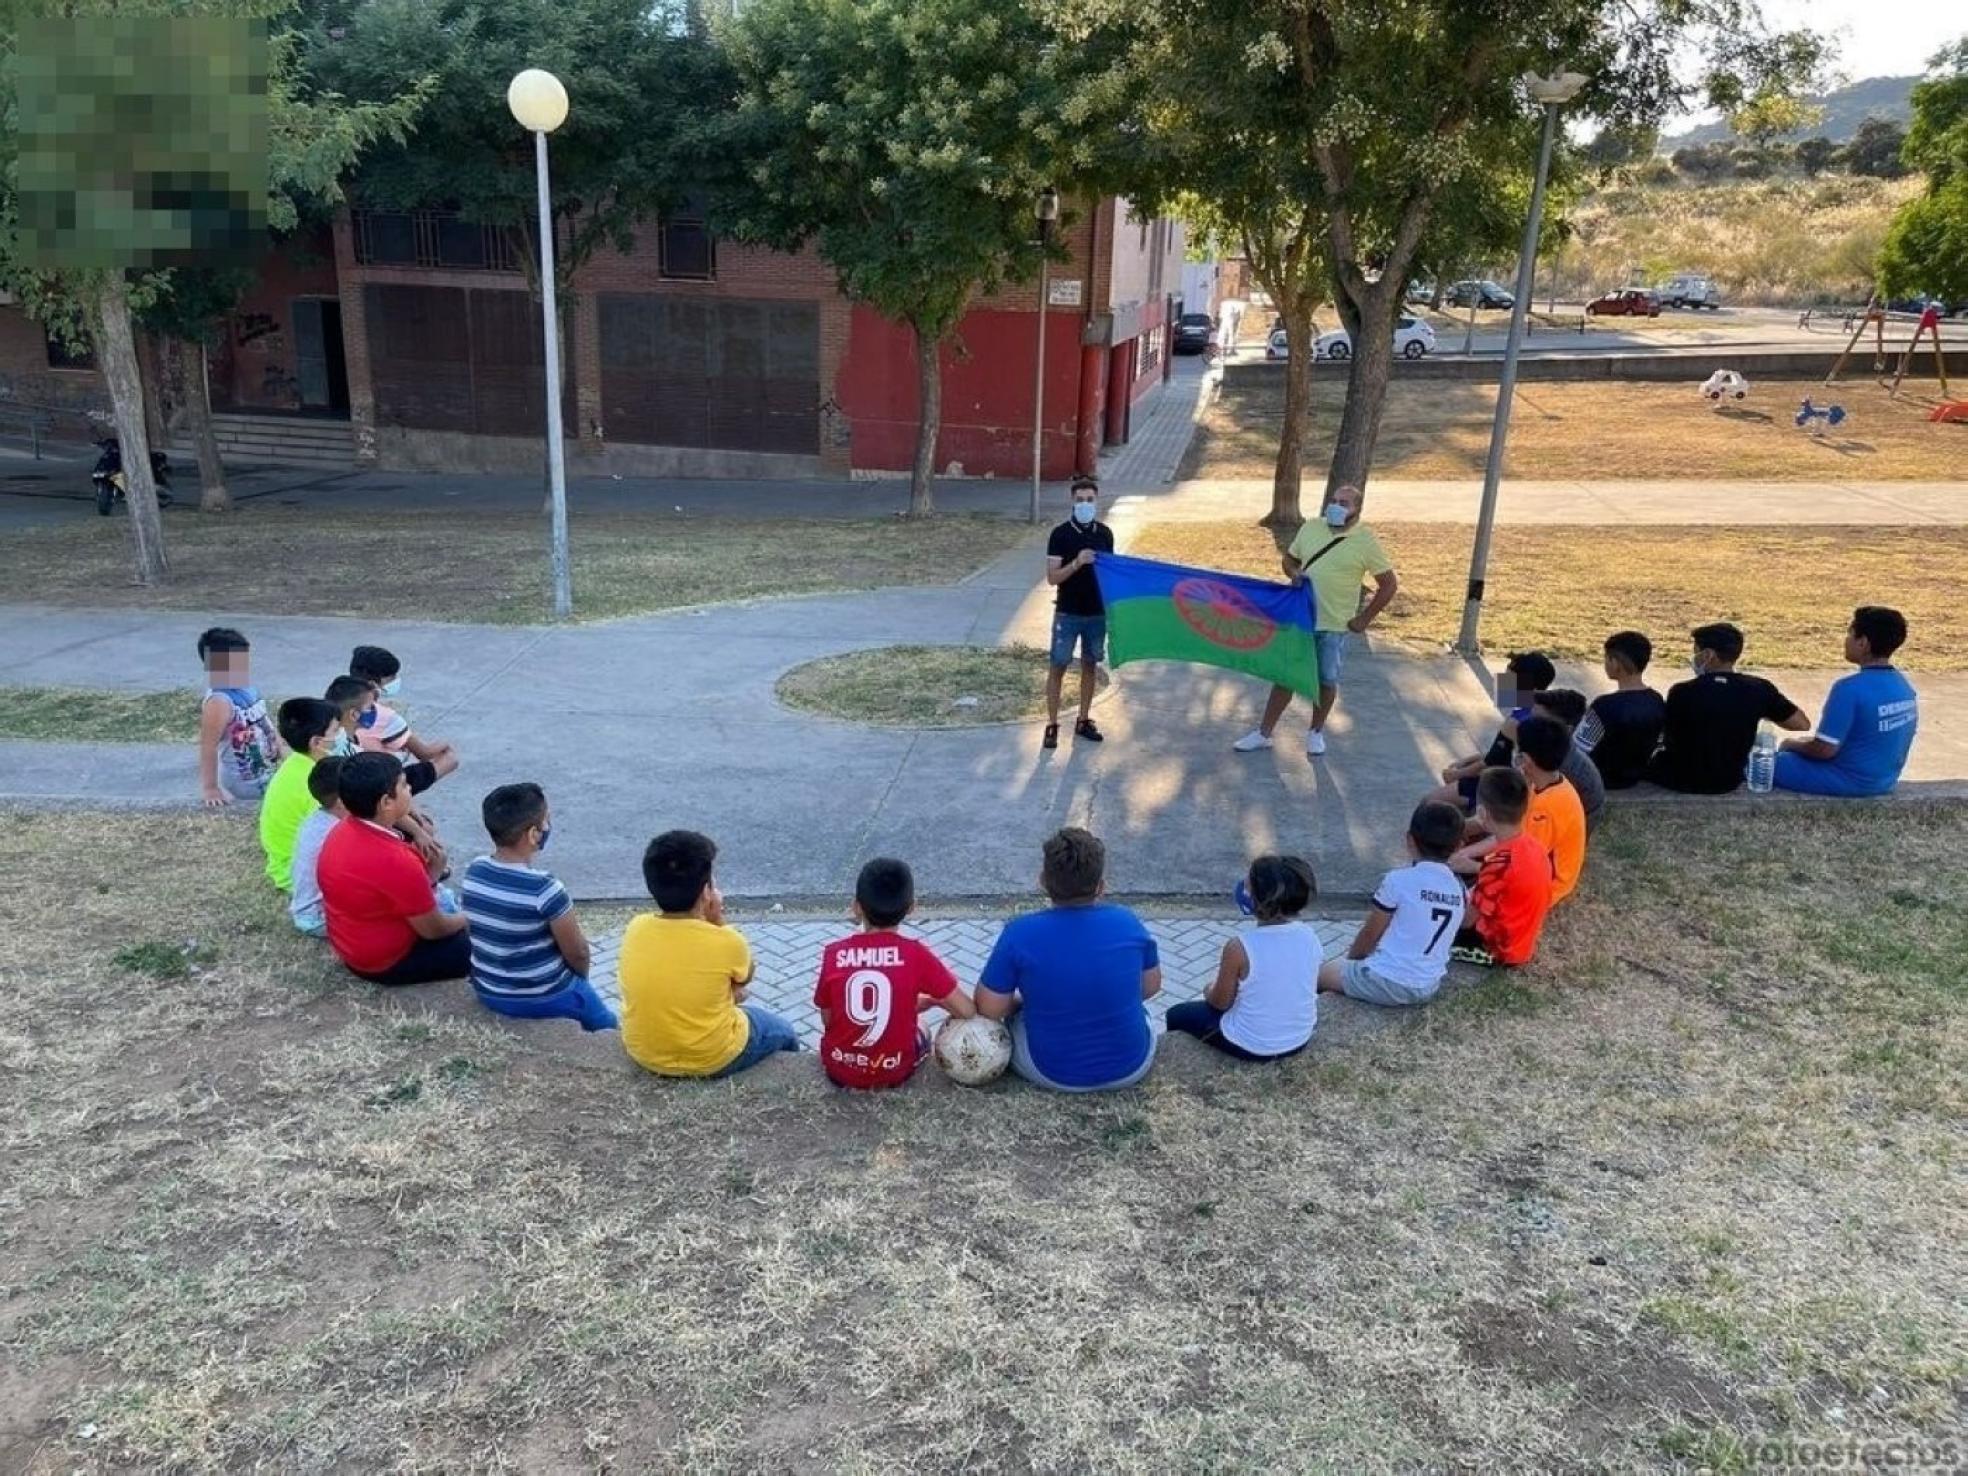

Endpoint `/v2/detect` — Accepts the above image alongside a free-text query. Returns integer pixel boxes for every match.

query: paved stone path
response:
[584,912,1363,1046]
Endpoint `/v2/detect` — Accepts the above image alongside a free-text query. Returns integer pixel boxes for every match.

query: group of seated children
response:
[1574,606,1920,799]
[218,601,1920,1095]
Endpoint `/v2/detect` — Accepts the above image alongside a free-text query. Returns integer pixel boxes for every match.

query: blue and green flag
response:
[1093,553,1318,699]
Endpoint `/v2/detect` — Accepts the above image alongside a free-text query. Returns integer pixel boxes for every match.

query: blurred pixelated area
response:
[15,15,268,270]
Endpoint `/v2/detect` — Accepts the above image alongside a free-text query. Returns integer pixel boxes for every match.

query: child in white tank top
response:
[1166,856,1320,1061]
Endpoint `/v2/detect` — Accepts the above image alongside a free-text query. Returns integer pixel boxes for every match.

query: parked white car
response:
[1267,316,1435,361]
[1314,315,1436,361]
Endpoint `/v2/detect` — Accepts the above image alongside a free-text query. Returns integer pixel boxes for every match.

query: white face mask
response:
[1072,501,1097,525]
[1691,654,1708,676]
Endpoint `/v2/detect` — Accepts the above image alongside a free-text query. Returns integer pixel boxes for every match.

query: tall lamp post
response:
[508,68,574,619]
[1454,70,1586,655]
[1029,187,1059,525]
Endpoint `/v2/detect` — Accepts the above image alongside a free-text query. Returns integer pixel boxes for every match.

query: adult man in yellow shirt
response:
[1232,483,1399,756]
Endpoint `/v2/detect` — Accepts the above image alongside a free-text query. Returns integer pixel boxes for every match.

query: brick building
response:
[0,196,1185,483]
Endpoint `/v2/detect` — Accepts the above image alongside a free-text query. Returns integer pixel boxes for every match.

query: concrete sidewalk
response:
[0,551,1505,900]
[0,360,1215,530]
[1118,477,1968,525]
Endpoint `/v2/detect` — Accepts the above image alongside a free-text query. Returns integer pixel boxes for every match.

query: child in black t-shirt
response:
[1576,630,1667,789]
[1427,651,1555,814]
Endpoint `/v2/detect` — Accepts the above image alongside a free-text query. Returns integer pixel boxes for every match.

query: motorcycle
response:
[92,436,174,517]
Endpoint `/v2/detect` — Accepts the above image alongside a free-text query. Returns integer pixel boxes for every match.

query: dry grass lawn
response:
[776,644,1102,726]
[2,807,1964,1470]
[1182,374,1968,482]
[0,687,201,744]
[1130,520,1968,671]
[0,509,1033,625]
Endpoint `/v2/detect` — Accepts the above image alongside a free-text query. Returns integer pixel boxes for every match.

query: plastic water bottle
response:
[1746,727,1777,794]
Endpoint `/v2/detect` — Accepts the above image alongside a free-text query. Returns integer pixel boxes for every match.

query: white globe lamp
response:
[507,68,569,134]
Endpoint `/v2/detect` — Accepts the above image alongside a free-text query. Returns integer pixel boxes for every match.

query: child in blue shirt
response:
[196,627,280,807]
[1776,606,1918,797]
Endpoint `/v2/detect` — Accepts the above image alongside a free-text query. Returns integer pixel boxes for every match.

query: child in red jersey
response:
[814,858,975,1089]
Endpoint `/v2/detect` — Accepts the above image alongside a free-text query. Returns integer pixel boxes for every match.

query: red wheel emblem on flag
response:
[1172,577,1276,651]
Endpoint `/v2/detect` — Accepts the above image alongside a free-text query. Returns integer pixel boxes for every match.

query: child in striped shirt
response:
[459,783,617,1031]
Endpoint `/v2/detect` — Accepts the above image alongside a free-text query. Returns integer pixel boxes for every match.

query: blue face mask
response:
[1072,501,1097,525]
[536,824,551,852]
[1691,654,1708,676]
[1324,503,1350,529]
[382,678,402,698]
[356,705,378,730]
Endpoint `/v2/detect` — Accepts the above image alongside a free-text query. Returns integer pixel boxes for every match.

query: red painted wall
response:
[837,303,1084,480]
[210,228,342,411]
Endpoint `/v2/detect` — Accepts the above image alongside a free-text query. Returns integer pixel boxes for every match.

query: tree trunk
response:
[182,338,230,513]
[95,274,169,584]
[908,321,940,518]
[138,332,169,451]
[1264,299,1315,535]
[1324,282,1401,502]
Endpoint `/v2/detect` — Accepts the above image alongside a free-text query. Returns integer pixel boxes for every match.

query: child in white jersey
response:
[1166,855,1320,1061]
[1320,801,1465,1006]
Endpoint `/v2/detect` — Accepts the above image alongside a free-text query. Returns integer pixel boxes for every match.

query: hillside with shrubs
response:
[1541,121,1920,305]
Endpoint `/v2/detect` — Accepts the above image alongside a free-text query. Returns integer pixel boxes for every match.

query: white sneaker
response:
[1305,729,1328,756]
[1232,729,1273,753]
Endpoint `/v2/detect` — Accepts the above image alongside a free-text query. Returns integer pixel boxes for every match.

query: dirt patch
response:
[0,509,1034,625]
[1,806,1963,1468]
[1184,373,1968,483]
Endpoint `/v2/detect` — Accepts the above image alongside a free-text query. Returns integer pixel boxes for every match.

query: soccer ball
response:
[933,1016,1012,1086]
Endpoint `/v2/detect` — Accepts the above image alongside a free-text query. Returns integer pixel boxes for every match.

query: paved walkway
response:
[1117,478,1968,525]
[584,913,1364,1047]
[1,354,1959,901]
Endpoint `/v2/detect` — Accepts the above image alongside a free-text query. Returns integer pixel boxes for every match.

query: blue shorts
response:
[1314,629,1349,689]
[1051,613,1106,667]
[475,974,619,1032]
[1772,750,1897,798]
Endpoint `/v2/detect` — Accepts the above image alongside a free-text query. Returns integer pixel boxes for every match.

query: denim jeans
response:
[708,1004,803,1078]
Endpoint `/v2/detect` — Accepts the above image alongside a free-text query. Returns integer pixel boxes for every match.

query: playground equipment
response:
[1824,294,1955,401]
[1795,398,1846,432]
[1700,369,1749,401]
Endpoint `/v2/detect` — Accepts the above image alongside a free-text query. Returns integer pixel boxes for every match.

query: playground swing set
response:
[1823,293,1968,424]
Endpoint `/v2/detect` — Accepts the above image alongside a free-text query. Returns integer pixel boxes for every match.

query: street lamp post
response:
[1454,71,1587,655]
[508,68,573,619]
[1029,187,1059,526]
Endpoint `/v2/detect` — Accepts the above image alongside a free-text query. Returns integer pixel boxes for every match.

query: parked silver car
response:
[1658,273,1722,310]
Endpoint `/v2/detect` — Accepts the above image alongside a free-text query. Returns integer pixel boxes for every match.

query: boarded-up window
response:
[364,283,574,437]
[599,295,817,455]
[658,200,714,280]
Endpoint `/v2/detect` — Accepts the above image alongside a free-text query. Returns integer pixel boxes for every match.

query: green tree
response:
[1728,91,1822,149]
[0,3,419,579]
[1879,40,1968,301]
[1841,116,1908,178]
[715,0,1094,516]
[1794,135,1837,175]
[1074,2,1329,527]
[302,0,728,300]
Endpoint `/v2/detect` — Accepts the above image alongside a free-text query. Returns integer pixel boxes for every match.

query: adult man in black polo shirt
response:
[1042,476,1115,750]
[1647,622,1810,793]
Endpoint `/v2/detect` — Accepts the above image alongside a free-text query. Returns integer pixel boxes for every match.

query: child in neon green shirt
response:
[261,698,344,891]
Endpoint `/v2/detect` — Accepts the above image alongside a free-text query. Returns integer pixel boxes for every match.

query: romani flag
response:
[1092,553,1319,700]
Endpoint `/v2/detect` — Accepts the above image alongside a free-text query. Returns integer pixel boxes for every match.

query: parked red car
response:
[1586,288,1660,318]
